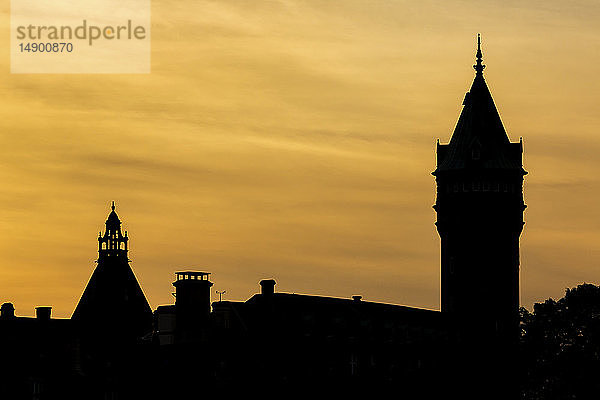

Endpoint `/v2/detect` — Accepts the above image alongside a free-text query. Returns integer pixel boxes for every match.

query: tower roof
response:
[434,35,525,175]
[105,201,121,231]
[72,203,152,337]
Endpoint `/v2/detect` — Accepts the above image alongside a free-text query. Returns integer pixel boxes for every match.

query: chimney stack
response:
[36,306,52,321]
[173,271,213,342]
[0,303,15,319]
[260,279,276,296]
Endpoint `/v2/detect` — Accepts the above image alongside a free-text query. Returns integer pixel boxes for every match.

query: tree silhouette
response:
[520,283,600,399]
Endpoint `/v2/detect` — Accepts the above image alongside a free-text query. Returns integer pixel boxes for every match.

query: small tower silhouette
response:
[98,201,129,258]
[433,36,526,399]
[173,271,213,342]
[72,202,152,339]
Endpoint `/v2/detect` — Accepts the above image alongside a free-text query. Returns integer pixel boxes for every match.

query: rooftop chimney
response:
[1,303,15,319]
[36,307,52,321]
[173,271,213,343]
[260,279,276,296]
[173,271,213,317]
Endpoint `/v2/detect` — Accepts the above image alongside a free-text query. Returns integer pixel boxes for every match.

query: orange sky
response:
[1,1,600,318]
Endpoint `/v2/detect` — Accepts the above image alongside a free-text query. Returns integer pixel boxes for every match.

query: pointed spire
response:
[73,204,151,336]
[434,36,525,175]
[473,33,485,75]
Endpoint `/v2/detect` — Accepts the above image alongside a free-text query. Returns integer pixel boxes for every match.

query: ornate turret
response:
[72,203,152,339]
[98,201,129,257]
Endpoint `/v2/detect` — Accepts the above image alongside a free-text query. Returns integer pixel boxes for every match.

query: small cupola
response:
[98,201,129,256]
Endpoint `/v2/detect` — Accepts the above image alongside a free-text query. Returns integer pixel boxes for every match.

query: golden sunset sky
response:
[1,0,599,318]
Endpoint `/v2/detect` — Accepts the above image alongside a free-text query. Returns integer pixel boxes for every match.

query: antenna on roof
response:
[216,290,226,302]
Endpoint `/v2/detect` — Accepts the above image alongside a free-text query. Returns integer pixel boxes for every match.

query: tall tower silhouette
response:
[433,36,526,398]
[72,202,152,339]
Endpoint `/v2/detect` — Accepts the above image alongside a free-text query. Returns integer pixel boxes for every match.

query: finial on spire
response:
[473,33,485,75]
[111,201,115,211]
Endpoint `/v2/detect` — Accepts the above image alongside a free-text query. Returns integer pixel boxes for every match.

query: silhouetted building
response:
[207,279,450,396]
[148,275,450,397]
[0,37,525,399]
[72,202,152,340]
[0,303,78,400]
[71,203,154,400]
[433,35,526,399]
